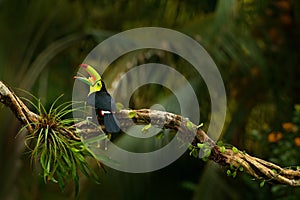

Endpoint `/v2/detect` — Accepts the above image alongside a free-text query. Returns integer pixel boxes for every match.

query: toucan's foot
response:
[86,116,92,124]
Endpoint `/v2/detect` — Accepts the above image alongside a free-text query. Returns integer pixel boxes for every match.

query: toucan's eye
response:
[97,82,101,86]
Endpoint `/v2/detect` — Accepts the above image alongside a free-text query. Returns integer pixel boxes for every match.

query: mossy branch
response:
[1,80,300,187]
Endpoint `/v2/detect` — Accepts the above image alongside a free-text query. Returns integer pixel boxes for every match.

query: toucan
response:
[74,64,120,134]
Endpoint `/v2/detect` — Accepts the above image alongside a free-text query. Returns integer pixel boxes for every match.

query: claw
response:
[86,116,92,125]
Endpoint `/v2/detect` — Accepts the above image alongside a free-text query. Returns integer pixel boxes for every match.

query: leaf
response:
[232,171,237,178]
[155,132,164,139]
[142,123,152,133]
[232,147,239,154]
[295,104,300,112]
[189,148,195,157]
[203,148,211,158]
[186,120,195,131]
[220,146,226,153]
[216,140,223,146]
[189,145,199,158]
[55,170,65,191]
[128,110,137,118]
[197,143,204,148]
[115,102,124,111]
[202,157,209,162]
[239,166,244,172]
[260,181,265,188]
[192,149,198,158]
[74,174,79,197]
[227,170,231,176]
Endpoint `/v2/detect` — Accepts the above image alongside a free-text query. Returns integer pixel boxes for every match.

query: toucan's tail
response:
[104,114,120,133]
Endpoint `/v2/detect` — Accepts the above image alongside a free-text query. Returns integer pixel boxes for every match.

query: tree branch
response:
[1,80,300,186]
[0,81,39,132]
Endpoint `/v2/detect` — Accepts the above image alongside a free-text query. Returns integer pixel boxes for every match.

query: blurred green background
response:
[1,0,300,199]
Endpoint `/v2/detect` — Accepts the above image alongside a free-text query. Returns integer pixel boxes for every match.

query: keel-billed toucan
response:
[74,64,120,134]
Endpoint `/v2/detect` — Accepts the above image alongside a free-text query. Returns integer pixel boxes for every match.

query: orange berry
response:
[279,14,292,26]
[268,132,283,143]
[294,137,300,147]
[282,122,298,133]
[276,1,292,11]
[251,67,260,77]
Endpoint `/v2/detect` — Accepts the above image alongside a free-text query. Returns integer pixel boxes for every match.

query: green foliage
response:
[226,164,244,179]
[189,144,199,158]
[220,146,226,153]
[186,120,195,131]
[250,104,300,198]
[141,123,152,133]
[20,94,102,196]
[224,157,245,180]
[264,105,300,166]
[128,110,137,119]
[260,181,265,188]
[216,140,226,153]
[232,147,239,154]
[189,142,212,161]
[197,143,204,149]
[115,102,124,111]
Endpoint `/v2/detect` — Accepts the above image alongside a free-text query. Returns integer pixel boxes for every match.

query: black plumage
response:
[87,81,120,133]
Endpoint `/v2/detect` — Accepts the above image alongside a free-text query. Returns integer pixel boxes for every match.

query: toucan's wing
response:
[104,114,120,133]
[88,91,120,133]
[92,91,115,111]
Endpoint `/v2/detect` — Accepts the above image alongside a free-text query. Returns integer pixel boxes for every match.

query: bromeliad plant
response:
[18,93,104,196]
